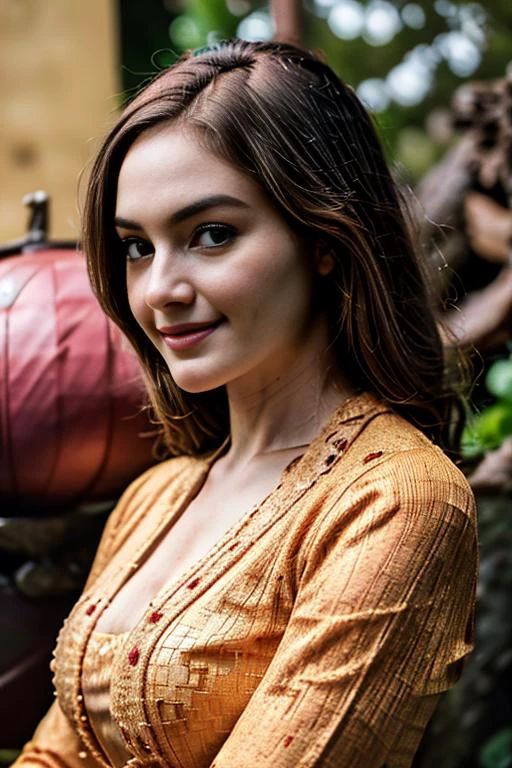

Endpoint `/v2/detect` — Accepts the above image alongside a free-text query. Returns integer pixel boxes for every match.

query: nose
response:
[143,249,195,310]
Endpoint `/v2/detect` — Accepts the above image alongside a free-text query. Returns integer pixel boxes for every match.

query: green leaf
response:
[461,401,512,457]
[486,359,512,402]
[479,728,512,768]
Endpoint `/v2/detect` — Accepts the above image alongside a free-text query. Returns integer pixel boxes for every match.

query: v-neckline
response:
[87,391,390,635]
[92,444,304,636]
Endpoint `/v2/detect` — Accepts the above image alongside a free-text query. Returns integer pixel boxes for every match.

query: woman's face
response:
[115,123,324,395]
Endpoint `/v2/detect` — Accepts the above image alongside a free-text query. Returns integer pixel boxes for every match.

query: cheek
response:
[229,240,312,310]
[253,251,314,321]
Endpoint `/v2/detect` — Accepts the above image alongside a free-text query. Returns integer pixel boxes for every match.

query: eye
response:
[190,224,235,249]
[120,237,154,262]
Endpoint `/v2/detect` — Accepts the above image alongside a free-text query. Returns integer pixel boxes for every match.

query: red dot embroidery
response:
[283,736,294,748]
[333,438,348,452]
[128,646,139,666]
[85,604,96,616]
[187,577,201,590]
[363,451,383,464]
[149,611,163,624]
[228,542,238,551]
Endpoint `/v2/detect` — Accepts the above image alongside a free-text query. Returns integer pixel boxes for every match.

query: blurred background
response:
[1,0,511,241]
[1,1,512,767]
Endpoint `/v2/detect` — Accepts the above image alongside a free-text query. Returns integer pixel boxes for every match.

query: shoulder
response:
[304,409,476,559]
[113,452,209,520]
[118,454,203,501]
[92,454,208,566]
[341,409,474,514]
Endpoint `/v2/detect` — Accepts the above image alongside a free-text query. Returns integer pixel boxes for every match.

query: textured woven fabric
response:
[82,633,132,767]
[15,392,478,768]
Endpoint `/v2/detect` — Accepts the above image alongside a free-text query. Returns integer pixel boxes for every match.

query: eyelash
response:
[191,223,236,248]
[121,237,153,262]
[120,223,236,263]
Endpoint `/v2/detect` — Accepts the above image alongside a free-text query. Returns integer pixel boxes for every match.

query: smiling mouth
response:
[159,320,224,350]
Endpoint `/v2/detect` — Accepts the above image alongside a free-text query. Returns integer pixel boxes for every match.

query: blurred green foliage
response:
[303,2,512,165]
[169,0,241,50]
[462,355,512,458]
[480,729,512,768]
[118,1,512,178]
[480,728,512,768]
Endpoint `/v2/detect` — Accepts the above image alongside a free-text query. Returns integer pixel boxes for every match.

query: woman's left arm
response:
[210,452,478,768]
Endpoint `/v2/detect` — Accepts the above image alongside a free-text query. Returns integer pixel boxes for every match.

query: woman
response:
[16,40,478,768]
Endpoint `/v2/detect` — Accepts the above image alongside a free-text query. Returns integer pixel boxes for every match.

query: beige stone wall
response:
[0,0,119,242]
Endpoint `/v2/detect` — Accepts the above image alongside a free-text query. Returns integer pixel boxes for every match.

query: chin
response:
[176,380,221,395]
[167,365,230,395]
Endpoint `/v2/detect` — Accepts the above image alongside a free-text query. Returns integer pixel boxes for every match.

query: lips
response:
[158,320,221,335]
[158,319,224,351]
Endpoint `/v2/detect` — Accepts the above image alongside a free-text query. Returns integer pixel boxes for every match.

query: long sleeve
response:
[14,701,103,768]
[210,451,477,768]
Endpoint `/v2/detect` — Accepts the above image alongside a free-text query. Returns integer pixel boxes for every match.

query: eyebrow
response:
[114,194,250,231]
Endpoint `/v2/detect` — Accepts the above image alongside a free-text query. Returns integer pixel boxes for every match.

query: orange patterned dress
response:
[15,393,478,768]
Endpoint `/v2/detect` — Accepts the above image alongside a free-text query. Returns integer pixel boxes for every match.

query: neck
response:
[224,317,354,466]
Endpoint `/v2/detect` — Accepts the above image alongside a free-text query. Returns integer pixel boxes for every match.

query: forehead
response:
[115,123,262,216]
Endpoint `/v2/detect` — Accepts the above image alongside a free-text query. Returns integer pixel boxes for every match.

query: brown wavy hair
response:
[83,39,468,456]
